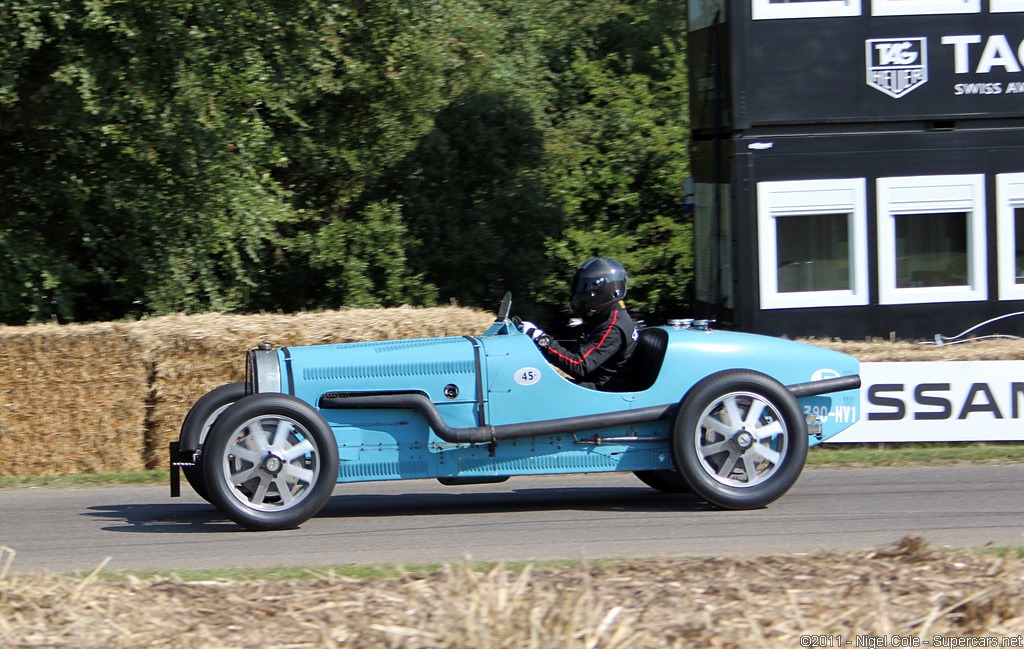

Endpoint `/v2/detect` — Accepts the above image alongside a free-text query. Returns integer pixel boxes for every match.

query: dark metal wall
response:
[732,126,1024,338]
[691,4,1024,132]
[689,0,1024,339]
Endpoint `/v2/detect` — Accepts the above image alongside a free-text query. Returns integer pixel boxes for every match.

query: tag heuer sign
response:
[866,38,928,99]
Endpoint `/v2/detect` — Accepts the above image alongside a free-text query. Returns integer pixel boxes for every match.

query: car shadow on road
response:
[84,486,715,533]
[316,486,716,521]
[84,501,240,534]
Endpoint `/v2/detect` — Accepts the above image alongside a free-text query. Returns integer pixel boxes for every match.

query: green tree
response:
[537,0,691,328]
[0,0,691,325]
[0,0,485,322]
[371,91,558,311]
[363,0,691,326]
[0,1,297,322]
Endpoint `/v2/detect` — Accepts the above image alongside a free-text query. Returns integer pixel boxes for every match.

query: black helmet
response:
[569,258,627,316]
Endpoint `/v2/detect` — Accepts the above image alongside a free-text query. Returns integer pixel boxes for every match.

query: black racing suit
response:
[538,303,638,391]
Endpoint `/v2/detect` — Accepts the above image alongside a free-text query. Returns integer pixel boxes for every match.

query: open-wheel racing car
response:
[170,294,861,531]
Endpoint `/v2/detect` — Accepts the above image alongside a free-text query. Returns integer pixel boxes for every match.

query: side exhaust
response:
[318,374,861,444]
[786,375,861,399]
[320,392,678,444]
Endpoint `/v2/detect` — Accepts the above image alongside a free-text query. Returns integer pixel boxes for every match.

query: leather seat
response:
[629,328,668,392]
[603,327,668,392]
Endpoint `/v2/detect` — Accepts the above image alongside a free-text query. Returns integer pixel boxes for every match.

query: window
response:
[691,0,726,30]
[872,0,979,15]
[876,175,986,305]
[991,0,1024,12]
[996,173,1024,300]
[752,0,861,20]
[695,182,734,309]
[757,179,868,309]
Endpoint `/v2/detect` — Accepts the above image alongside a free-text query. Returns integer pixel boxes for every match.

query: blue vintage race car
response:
[170,294,861,530]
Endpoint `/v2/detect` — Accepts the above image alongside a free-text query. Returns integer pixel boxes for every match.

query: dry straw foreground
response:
[1,538,1022,648]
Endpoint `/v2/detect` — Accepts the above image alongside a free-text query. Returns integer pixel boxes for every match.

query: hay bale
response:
[9,303,1019,478]
[0,306,493,477]
[0,322,148,476]
[135,306,495,468]
[799,337,1024,362]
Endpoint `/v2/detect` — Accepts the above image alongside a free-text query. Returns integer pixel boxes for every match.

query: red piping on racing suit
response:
[540,303,638,390]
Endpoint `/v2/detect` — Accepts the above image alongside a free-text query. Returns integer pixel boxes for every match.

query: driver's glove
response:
[519,321,545,341]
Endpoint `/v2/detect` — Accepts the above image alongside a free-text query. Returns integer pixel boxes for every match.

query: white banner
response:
[830,361,1024,443]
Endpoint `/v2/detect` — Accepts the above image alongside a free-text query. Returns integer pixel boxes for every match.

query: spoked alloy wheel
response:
[203,394,339,530]
[694,390,788,488]
[222,415,322,511]
[672,370,807,510]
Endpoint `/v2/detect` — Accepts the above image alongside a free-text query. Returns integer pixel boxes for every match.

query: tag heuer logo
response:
[866,38,928,98]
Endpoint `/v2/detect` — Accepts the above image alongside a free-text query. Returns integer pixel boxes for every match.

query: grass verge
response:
[90,558,612,584]
[806,440,1024,466]
[82,548,1023,584]
[0,469,168,489]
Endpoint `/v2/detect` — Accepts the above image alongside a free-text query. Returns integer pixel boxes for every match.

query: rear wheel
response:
[178,382,247,501]
[671,370,807,510]
[632,470,691,493]
[203,394,339,530]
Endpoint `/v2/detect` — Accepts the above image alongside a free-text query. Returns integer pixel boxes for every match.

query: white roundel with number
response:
[514,367,542,386]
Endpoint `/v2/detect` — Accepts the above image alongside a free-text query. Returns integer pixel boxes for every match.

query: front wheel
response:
[671,370,807,510]
[203,394,339,531]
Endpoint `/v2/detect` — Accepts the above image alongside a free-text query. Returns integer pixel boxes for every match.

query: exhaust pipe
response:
[319,373,860,444]
[787,375,861,399]
[320,392,677,444]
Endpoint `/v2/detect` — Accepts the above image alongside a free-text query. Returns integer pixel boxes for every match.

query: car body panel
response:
[257,321,859,484]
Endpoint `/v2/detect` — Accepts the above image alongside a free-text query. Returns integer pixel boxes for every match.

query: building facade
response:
[689,0,1024,338]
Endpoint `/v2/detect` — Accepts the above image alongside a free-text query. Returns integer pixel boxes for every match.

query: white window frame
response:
[872,0,979,15]
[996,173,1024,301]
[876,174,986,305]
[757,178,868,310]
[991,0,1024,12]
[752,0,861,21]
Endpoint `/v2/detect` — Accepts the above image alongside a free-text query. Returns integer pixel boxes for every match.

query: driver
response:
[519,258,639,391]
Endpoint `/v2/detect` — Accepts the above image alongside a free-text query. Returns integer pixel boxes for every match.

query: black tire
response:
[671,370,807,510]
[178,382,248,501]
[202,393,339,531]
[633,470,691,493]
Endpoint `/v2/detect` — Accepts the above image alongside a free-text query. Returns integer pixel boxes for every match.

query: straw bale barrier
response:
[799,337,1024,363]
[0,322,149,476]
[0,307,493,477]
[1,538,1022,647]
[1,302,1020,478]
[133,307,494,468]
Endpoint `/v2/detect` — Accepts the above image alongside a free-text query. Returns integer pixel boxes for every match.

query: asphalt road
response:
[1,464,1022,574]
